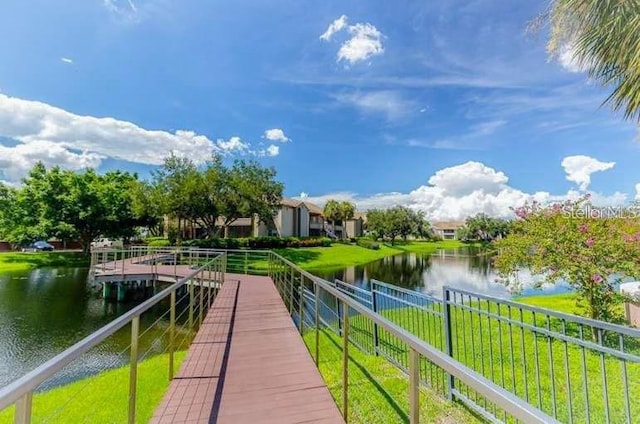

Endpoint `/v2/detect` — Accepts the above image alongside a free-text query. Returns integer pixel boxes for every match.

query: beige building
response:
[168,198,365,239]
[431,220,465,240]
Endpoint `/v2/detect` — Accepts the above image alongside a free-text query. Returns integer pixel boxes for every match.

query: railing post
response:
[14,392,32,424]
[342,301,349,422]
[198,278,204,327]
[208,264,212,309]
[128,315,140,424]
[443,287,455,401]
[244,251,248,274]
[189,283,194,329]
[371,282,379,356]
[409,348,420,424]
[289,267,294,314]
[169,291,176,380]
[314,282,320,366]
[298,272,304,334]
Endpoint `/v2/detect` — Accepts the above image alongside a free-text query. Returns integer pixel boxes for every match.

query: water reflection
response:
[0,267,176,389]
[314,247,569,299]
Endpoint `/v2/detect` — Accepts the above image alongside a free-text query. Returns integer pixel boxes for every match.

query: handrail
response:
[0,252,225,411]
[269,251,558,424]
[447,285,640,337]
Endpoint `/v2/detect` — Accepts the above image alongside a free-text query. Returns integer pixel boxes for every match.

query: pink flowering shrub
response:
[494,197,640,324]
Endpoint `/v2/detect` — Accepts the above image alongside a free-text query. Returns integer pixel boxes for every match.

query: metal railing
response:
[0,249,226,424]
[266,252,557,423]
[444,287,640,424]
[6,246,634,423]
[275,259,640,424]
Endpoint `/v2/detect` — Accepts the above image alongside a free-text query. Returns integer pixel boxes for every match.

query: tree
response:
[340,201,356,238]
[221,159,283,235]
[129,181,164,237]
[494,198,640,324]
[364,206,427,244]
[365,209,387,240]
[543,1,640,120]
[458,213,511,242]
[152,155,283,238]
[323,200,342,232]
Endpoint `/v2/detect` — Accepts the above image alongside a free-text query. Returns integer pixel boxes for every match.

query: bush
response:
[181,236,331,249]
[148,238,170,247]
[357,238,380,250]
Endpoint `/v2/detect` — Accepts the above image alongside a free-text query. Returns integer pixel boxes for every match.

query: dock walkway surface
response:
[150,273,343,424]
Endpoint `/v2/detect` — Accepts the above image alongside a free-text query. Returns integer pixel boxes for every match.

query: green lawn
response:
[0,251,89,273]
[340,293,640,424]
[303,329,480,423]
[275,240,471,271]
[0,352,185,424]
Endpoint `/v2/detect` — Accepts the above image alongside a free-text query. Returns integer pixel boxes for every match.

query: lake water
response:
[313,246,570,299]
[0,247,568,389]
[0,267,175,389]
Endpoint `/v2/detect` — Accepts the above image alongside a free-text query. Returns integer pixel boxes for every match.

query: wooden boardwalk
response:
[92,254,219,284]
[150,274,343,424]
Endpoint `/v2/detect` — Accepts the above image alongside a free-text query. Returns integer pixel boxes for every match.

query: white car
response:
[91,238,124,249]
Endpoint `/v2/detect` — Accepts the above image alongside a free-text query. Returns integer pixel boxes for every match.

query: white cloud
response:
[298,160,628,221]
[561,155,615,191]
[265,144,279,157]
[215,136,249,153]
[60,57,73,64]
[635,183,640,201]
[334,90,416,121]
[263,128,290,143]
[0,141,103,183]
[557,43,591,73]
[0,93,281,182]
[428,161,508,196]
[320,16,384,65]
[338,23,384,65]
[0,93,217,168]
[320,15,348,41]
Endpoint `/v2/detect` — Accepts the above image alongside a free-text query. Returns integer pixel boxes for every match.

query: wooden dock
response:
[150,273,343,424]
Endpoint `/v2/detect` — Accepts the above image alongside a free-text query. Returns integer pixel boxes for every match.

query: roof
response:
[353,211,367,221]
[281,197,302,208]
[431,220,466,230]
[281,197,324,215]
[215,217,253,226]
[303,201,323,215]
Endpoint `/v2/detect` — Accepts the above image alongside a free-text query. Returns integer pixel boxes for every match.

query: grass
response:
[0,251,89,273]
[0,351,186,424]
[303,329,479,423]
[275,240,471,272]
[336,294,640,424]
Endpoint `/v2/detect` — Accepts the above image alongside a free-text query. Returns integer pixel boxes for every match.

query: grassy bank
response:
[0,251,89,273]
[303,329,479,423]
[0,352,185,423]
[275,240,471,271]
[343,294,639,424]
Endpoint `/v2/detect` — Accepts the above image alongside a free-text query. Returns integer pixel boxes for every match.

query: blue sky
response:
[0,0,638,220]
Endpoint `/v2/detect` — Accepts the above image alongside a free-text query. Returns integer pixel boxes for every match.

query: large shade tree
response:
[0,163,144,254]
[152,154,283,238]
[544,0,640,120]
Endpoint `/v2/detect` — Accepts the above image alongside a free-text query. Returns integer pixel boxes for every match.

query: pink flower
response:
[515,208,527,219]
[585,238,595,247]
[579,223,588,233]
[591,274,603,283]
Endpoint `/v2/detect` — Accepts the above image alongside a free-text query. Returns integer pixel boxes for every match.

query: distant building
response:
[431,220,466,240]
[166,198,365,239]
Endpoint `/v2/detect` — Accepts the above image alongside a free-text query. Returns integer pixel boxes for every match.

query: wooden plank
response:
[150,274,343,424]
